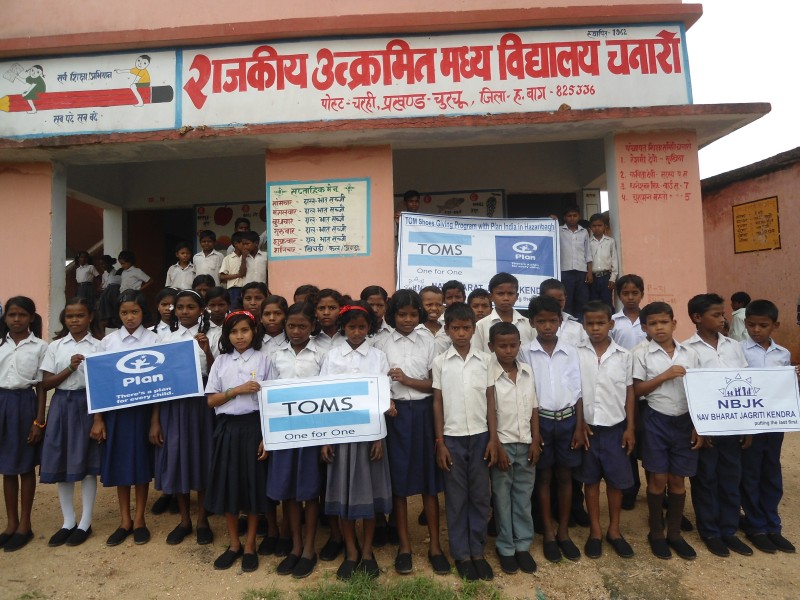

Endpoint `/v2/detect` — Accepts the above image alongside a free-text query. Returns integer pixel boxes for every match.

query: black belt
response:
[593,270,611,277]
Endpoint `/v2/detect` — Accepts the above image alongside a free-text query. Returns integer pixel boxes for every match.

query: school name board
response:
[0,23,689,139]
[267,178,370,260]
[732,196,781,254]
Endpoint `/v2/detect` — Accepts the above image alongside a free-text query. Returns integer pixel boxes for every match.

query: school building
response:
[0,1,768,338]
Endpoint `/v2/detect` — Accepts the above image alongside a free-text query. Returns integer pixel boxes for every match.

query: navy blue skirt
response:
[100,404,154,487]
[154,396,214,494]
[0,388,40,475]
[267,446,322,502]
[385,397,442,497]
[40,389,100,483]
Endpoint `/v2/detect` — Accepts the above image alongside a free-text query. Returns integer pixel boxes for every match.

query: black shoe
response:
[48,526,76,547]
[0,532,12,548]
[606,534,634,559]
[151,494,172,515]
[337,556,360,581]
[386,524,400,545]
[395,552,413,574]
[65,526,92,547]
[667,536,696,560]
[768,533,796,553]
[703,537,729,557]
[292,554,317,579]
[648,534,671,560]
[417,509,428,526]
[487,515,497,537]
[373,526,388,548]
[472,558,493,581]
[515,550,537,573]
[242,552,259,573]
[166,524,192,546]
[196,526,214,546]
[428,552,451,575]
[319,536,344,561]
[277,553,300,575]
[360,556,380,579]
[497,552,519,574]
[584,537,602,559]
[133,526,151,545]
[274,537,292,557]
[572,507,590,528]
[722,535,752,556]
[213,546,243,570]
[106,527,132,547]
[558,538,581,561]
[3,531,33,552]
[543,540,562,562]
[257,535,278,556]
[455,559,478,581]
[747,533,777,554]
[681,515,694,532]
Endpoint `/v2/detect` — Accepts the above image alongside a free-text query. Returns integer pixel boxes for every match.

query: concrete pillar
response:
[103,205,124,259]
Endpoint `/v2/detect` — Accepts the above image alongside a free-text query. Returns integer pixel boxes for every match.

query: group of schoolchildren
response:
[0,208,795,584]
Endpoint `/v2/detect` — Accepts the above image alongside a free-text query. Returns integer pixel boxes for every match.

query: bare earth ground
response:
[4,436,799,600]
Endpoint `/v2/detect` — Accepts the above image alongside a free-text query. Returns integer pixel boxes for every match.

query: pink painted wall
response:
[703,165,800,362]
[611,131,706,341]
[265,146,395,300]
[0,163,54,334]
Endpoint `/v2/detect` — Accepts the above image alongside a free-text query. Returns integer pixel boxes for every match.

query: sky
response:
[687,0,800,178]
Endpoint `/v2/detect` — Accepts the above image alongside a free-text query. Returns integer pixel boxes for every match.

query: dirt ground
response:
[3,435,799,600]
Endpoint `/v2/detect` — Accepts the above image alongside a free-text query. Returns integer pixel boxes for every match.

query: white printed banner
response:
[684,367,800,436]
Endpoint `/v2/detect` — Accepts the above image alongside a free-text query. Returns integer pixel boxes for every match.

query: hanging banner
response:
[259,374,391,450]
[397,213,559,309]
[684,367,800,436]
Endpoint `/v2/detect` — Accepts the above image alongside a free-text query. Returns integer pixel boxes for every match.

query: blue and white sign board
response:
[259,374,391,450]
[85,340,204,414]
[397,213,560,310]
[684,368,800,436]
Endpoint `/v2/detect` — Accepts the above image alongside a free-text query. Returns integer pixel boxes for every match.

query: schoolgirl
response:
[241,282,269,315]
[74,251,99,308]
[97,255,121,330]
[205,286,231,357]
[191,274,216,299]
[260,295,289,359]
[152,287,178,339]
[312,289,346,352]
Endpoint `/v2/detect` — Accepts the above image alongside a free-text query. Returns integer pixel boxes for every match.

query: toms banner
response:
[259,374,391,450]
[683,367,800,436]
[85,340,204,414]
[397,213,559,309]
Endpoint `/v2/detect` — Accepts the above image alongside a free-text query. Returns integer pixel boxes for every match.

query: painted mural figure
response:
[116,55,151,107]
[16,64,45,113]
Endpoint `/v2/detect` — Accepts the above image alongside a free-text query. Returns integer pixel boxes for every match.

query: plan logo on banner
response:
[495,236,555,277]
[684,368,800,436]
[85,340,203,414]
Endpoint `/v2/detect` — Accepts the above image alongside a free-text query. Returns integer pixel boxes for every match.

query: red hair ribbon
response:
[224,309,256,324]
[338,305,369,316]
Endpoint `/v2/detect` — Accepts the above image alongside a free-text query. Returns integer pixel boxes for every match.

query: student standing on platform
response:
[683,293,752,558]
[558,206,593,321]
[433,302,498,582]
[632,302,701,560]
[539,278,589,347]
[164,241,196,290]
[728,291,751,342]
[739,300,796,554]
[40,298,102,548]
[98,255,121,330]
[118,250,152,293]
[588,214,618,309]
[472,272,533,353]
[194,230,225,286]
[74,251,100,308]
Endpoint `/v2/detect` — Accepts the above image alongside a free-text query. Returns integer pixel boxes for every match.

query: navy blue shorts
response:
[579,421,634,489]
[537,413,582,471]
[642,409,698,477]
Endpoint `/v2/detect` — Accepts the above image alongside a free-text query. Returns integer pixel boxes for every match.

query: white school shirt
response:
[374,328,435,400]
[99,325,160,353]
[272,339,324,379]
[226,231,268,255]
[432,345,491,437]
[41,333,101,390]
[154,321,171,340]
[740,337,791,368]
[219,252,247,288]
[104,271,121,288]
[473,308,534,353]
[312,330,346,354]
[0,332,48,389]
[729,308,747,342]
[521,337,581,412]
[261,332,289,360]
[160,324,209,377]
[489,355,537,444]
[76,264,99,284]
[208,324,223,359]
[120,266,150,291]
[205,348,273,416]
[193,250,225,286]
[559,224,592,272]
[610,310,646,350]
[367,320,393,347]
[589,235,618,278]
[559,312,589,346]
[434,328,452,356]
[683,332,747,369]
[577,339,632,427]
[632,339,700,416]
[242,251,268,285]
[165,263,196,290]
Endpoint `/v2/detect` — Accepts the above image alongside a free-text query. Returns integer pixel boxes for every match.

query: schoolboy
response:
[739,300,795,554]
[165,241,196,290]
[442,280,467,307]
[193,230,225,286]
[522,295,586,562]
[728,291,751,342]
[632,302,701,560]
[419,285,444,337]
[558,206,593,320]
[683,293,752,557]
[225,217,268,255]
[432,303,498,581]
[117,250,152,292]
[540,278,588,346]
[487,322,540,575]
[576,301,635,559]
[468,289,492,321]
[473,273,533,353]
[587,214,618,308]
[218,232,249,308]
